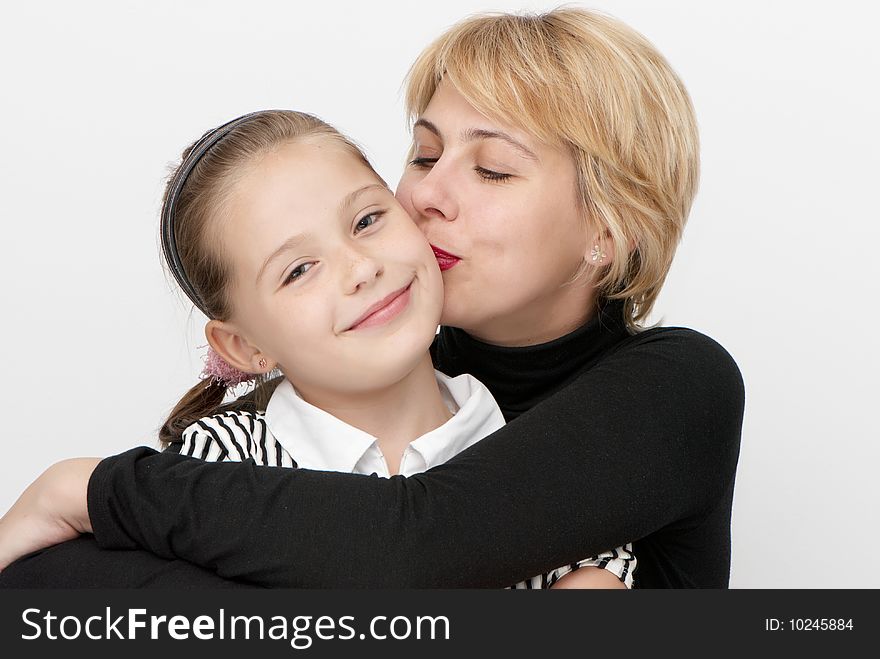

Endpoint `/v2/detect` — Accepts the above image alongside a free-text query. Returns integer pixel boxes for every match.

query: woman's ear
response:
[583,229,615,268]
[205,320,275,375]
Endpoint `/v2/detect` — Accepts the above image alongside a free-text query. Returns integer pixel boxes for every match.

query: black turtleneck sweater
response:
[71,303,744,588]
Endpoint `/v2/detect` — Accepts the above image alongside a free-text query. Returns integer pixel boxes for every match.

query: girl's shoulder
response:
[175,410,283,465]
[183,409,268,438]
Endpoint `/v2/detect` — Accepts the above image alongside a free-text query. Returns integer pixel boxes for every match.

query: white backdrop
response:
[2,0,878,588]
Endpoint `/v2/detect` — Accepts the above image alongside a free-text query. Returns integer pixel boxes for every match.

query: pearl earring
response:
[590,244,606,263]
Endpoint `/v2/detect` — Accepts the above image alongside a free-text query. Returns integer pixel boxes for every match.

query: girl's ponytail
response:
[159,379,228,447]
[159,374,283,448]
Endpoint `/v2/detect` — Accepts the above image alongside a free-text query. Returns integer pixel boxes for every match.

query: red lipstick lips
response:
[346,283,412,331]
[431,244,461,271]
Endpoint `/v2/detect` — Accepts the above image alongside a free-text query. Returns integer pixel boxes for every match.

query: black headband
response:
[160,110,273,317]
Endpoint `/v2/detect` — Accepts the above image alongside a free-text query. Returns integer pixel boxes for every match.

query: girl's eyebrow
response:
[257,233,308,284]
[413,118,538,161]
[339,183,388,215]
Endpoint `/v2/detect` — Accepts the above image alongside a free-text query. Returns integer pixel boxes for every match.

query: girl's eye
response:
[285,262,315,285]
[354,211,384,234]
[475,166,512,182]
[409,157,438,168]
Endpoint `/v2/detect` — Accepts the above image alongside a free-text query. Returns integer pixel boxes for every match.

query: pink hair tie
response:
[201,347,255,387]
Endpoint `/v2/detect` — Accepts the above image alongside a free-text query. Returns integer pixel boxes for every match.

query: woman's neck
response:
[466,284,596,347]
[295,354,452,475]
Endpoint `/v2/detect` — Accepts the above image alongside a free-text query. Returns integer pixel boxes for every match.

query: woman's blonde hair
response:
[405,8,699,328]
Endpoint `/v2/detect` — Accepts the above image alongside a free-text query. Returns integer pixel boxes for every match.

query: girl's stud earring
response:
[258,358,267,369]
[590,244,606,263]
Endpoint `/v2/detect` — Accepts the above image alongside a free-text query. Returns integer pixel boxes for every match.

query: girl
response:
[0,109,633,589]
[0,8,742,589]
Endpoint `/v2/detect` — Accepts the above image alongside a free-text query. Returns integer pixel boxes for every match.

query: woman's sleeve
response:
[88,329,744,587]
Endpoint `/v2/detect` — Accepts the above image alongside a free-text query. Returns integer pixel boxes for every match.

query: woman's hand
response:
[0,458,100,572]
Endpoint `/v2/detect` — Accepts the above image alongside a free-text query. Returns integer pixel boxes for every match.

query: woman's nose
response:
[407,164,459,227]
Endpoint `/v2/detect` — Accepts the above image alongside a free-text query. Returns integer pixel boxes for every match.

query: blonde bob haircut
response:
[404,8,699,329]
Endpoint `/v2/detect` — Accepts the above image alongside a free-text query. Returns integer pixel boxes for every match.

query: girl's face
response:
[218,139,443,404]
[396,81,596,346]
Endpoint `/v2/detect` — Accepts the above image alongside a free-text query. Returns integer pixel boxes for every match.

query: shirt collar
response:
[408,371,504,470]
[265,379,377,473]
[264,371,505,475]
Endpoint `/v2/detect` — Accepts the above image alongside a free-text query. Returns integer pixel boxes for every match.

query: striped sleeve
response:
[509,543,636,589]
[179,412,297,468]
[545,543,636,589]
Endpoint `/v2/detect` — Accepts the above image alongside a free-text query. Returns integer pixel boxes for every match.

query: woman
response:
[0,8,743,588]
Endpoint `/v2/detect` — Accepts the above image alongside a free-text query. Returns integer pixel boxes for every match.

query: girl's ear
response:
[205,320,275,374]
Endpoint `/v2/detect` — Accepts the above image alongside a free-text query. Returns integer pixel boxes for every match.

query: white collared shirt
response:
[263,371,505,477]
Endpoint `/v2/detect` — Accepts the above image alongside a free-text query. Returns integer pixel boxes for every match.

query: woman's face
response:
[396,81,596,346]
[219,139,443,405]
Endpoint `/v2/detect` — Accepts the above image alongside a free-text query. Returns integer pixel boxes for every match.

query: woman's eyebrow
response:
[462,128,538,161]
[413,118,442,138]
[413,118,537,161]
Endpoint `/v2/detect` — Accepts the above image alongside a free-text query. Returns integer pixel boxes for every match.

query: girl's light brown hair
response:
[405,8,699,328]
[159,110,379,446]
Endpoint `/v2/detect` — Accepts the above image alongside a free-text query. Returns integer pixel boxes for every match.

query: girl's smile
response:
[343,280,414,332]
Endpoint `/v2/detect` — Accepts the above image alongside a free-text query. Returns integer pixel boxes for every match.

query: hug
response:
[0,8,743,589]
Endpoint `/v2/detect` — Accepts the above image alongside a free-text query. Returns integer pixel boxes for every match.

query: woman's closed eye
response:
[409,156,511,182]
[475,166,512,182]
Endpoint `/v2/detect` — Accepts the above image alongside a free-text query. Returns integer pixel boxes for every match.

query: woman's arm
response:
[88,329,743,587]
[0,536,260,588]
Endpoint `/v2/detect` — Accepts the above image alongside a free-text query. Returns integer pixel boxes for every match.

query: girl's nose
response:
[343,249,384,295]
